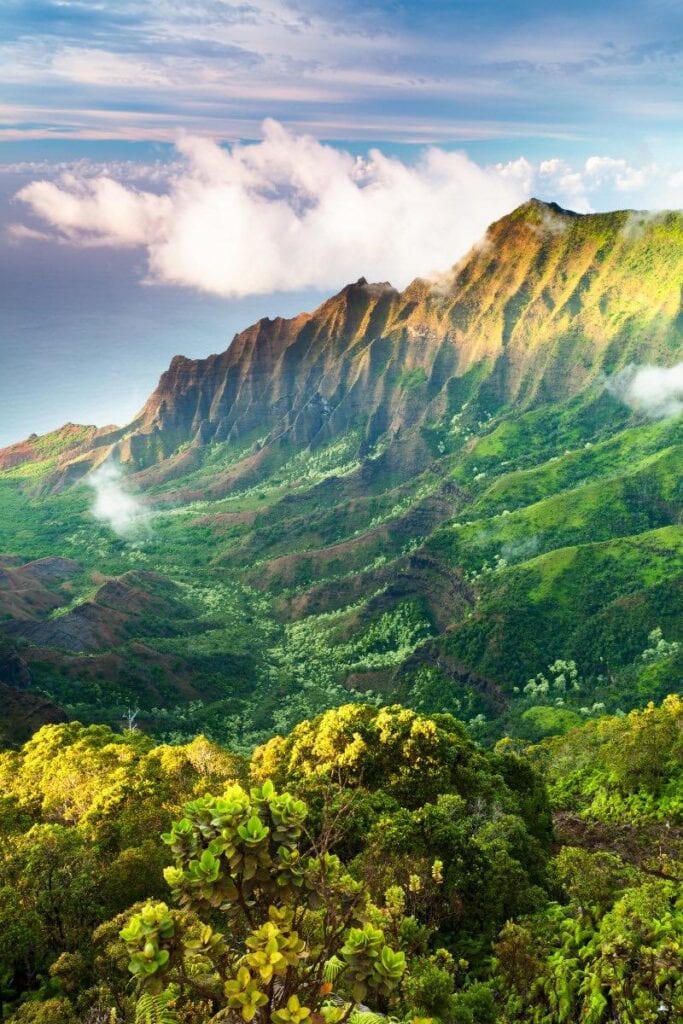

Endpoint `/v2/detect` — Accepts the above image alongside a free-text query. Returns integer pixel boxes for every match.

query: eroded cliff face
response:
[15,199,683,486]
[1,201,681,740]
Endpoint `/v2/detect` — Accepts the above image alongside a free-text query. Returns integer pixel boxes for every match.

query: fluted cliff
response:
[38,199,683,485]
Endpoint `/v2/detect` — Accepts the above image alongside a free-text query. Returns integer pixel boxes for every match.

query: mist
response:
[607,361,683,419]
[87,462,150,537]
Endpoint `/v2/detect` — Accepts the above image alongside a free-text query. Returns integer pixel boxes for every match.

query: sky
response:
[3,0,683,445]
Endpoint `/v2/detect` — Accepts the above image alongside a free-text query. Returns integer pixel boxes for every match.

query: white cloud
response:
[13,122,683,296]
[584,156,653,192]
[607,362,683,419]
[14,120,531,295]
[534,154,683,213]
[538,158,590,211]
[17,174,172,247]
[51,48,173,88]
[88,462,150,536]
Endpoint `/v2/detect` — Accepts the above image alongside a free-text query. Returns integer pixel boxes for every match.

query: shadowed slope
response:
[0,199,680,745]
[31,200,683,488]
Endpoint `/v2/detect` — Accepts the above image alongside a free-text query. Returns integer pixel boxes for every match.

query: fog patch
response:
[607,361,683,419]
[529,204,572,236]
[500,535,541,563]
[87,462,150,537]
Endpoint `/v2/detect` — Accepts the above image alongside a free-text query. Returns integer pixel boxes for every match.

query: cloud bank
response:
[15,122,683,297]
[88,462,149,536]
[608,362,683,419]
[15,120,533,296]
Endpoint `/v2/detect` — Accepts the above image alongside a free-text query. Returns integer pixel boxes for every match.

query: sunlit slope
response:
[0,200,681,745]
[22,198,683,489]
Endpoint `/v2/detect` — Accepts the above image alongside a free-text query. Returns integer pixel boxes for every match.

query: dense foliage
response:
[0,697,679,1023]
[1,197,681,1024]
[0,363,680,750]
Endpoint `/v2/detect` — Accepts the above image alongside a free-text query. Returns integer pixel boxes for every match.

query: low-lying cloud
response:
[607,361,683,419]
[14,120,532,296]
[16,122,683,297]
[88,462,150,536]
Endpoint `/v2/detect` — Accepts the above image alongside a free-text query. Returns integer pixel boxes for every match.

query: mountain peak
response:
[20,198,683,489]
[516,197,582,219]
[479,198,578,234]
[339,276,396,296]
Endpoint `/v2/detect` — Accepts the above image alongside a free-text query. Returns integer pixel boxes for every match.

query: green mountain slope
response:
[0,199,681,747]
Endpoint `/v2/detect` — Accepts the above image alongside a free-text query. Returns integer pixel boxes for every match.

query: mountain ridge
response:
[9,198,683,495]
[0,197,681,748]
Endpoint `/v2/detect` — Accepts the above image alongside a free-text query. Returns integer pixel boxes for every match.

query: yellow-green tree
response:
[121,779,406,1024]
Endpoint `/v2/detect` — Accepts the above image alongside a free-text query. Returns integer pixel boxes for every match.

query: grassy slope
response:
[1,204,682,747]
[0,376,680,749]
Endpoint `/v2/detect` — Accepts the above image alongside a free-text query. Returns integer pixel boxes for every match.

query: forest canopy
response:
[0,697,680,1024]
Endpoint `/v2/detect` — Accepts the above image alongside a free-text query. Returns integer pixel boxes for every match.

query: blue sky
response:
[2,0,683,445]
[3,0,683,157]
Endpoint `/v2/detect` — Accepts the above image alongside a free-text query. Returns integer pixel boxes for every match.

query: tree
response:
[120,779,407,1024]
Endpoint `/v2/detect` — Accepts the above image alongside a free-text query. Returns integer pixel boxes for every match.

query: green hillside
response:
[0,201,680,748]
[0,384,679,747]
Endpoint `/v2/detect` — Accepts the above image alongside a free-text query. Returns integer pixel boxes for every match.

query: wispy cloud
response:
[3,1,683,147]
[88,461,150,536]
[6,222,53,242]
[608,362,683,419]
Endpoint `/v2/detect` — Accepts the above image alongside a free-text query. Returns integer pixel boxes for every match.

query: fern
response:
[135,993,177,1024]
[323,956,346,983]
[348,1012,387,1024]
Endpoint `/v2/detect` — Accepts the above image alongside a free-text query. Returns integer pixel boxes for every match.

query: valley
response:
[0,199,680,750]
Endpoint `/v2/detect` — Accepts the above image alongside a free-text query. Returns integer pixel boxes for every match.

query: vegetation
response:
[0,199,681,1017]
[0,696,679,1023]
[0,385,680,749]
